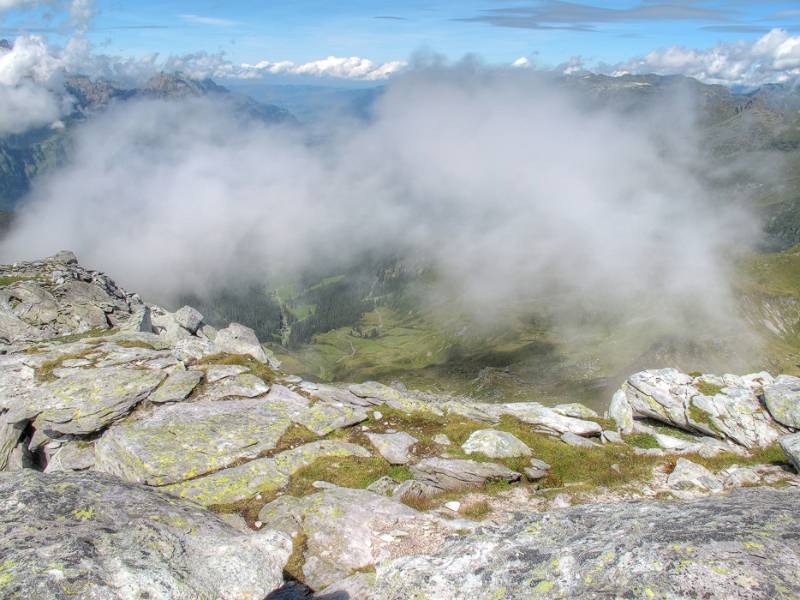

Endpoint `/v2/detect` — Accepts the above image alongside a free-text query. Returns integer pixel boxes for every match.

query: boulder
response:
[461,429,532,458]
[195,373,269,401]
[667,458,723,492]
[561,431,600,448]
[608,389,634,433]
[367,475,400,496]
[257,487,453,591]
[780,433,800,473]
[148,369,203,404]
[201,364,249,382]
[163,441,371,506]
[0,470,291,599]
[764,375,800,429]
[482,402,601,437]
[432,433,452,446]
[410,458,521,492]
[524,458,551,480]
[371,487,800,599]
[95,395,307,486]
[174,305,204,334]
[34,367,165,437]
[43,441,95,472]
[366,431,418,464]
[214,322,271,364]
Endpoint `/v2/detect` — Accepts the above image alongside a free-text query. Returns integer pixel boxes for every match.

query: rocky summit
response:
[2,254,800,599]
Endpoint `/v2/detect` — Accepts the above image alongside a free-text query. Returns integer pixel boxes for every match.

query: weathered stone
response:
[602,430,624,444]
[174,305,204,334]
[95,395,307,486]
[201,364,249,382]
[482,402,602,437]
[608,389,634,433]
[295,402,368,436]
[411,458,521,492]
[764,375,800,429]
[120,305,152,333]
[257,487,446,591]
[367,475,399,496]
[148,369,203,404]
[34,367,165,437]
[215,322,271,364]
[163,441,371,506]
[6,282,58,325]
[461,429,532,458]
[196,372,270,401]
[667,458,723,491]
[349,381,443,415]
[43,441,95,472]
[0,470,291,599]
[371,487,800,599]
[553,403,599,419]
[392,479,439,500]
[780,433,800,473]
[366,431,418,464]
[561,431,601,448]
[432,433,452,446]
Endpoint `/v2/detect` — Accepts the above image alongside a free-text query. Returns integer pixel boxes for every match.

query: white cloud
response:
[179,14,237,27]
[613,28,800,86]
[240,56,407,81]
[512,57,531,68]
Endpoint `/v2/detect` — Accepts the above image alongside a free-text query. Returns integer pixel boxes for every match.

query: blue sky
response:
[2,1,800,68]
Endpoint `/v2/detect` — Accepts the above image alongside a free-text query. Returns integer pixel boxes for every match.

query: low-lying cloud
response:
[0,66,758,337]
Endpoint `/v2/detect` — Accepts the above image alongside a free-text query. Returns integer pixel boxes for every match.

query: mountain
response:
[0,71,296,210]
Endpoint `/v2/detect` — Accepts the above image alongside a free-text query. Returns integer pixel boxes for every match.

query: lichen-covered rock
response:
[148,369,203,404]
[410,457,521,492]
[461,429,532,458]
[195,372,270,401]
[349,381,443,415]
[552,403,599,419]
[43,441,95,472]
[371,487,800,599]
[257,487,456,591]
[0,470,291,599]
[34,367,165,437]
[163,441,371,506]
[608,389,634,433]
[764,375,800,429]
[294,402,368,436]
[780,433,800,473]
[667,458,723,492]
[481,402,602,437]
[366,431,418,464]
[173,305,204,334]
[214,322,272,364]
[616,369,784,449]
[95,395,306,486]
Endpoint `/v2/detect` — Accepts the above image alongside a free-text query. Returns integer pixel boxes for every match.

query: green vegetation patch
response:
[36,347,99,382]
[0,274,37,287]
[694,381,724,397]
[625,433,660,449]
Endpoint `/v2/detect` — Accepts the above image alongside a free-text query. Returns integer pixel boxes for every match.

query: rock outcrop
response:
[369,487,800,599]
[0,470,291,599]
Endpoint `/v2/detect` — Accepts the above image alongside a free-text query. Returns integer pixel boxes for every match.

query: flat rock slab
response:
[95,395,308,486]
[481,402,602,437]
[411,457,521,492]
[461,429,532,458]
[294,402,368,436]
[195,373,270,401]
[372,487,800,599]
[34,367,165,437]
[163,441,371,506]
[366,431,418,464]
[200,364,249,383]
[149,369,203,404]
[0,470,291,600]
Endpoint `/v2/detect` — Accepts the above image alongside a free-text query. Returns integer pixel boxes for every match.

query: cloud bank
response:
[0,67,757,337]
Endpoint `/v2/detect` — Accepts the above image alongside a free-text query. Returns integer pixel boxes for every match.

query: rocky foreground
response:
[2,253,800,599]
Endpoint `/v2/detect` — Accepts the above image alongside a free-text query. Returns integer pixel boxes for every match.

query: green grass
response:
[0,275,37,287]
[285,456,396,497]
[694,381,724,396]
[36,347,99,382]
[625,433,660,449]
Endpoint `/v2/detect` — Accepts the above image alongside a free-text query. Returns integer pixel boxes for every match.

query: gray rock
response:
[120,306,152,333]
[608,389,634,433]
[410,457,521,492]
[667,458,723,491]
[601,430,624,444]
[257,487,438,590]
[481,402,602,437]
[294,402,368,436]
[164,441,372,506]
[34,367,166,437]
[432,433,452,446]
[202,364,249,382]
[552,403,599,419]
[44,441,95,472]
[366,431,418,464]
[215,322,271,364]
[392,479,439,500]
[524,457,552,481]
[174,305,204,334]
[148,369,203,404]
[764,375,800,429]
[461,429,532,458]
[0,470,291,599]
[6,282,58,326]
[196,373,270,401]
[561,431,600,448]
[367,475,400,496]
[371,487,800,599]
[95,394,308,486]
[47,250,79,264]
[780,433,800,473]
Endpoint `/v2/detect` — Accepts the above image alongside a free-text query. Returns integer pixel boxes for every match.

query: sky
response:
[1,1,800,85]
